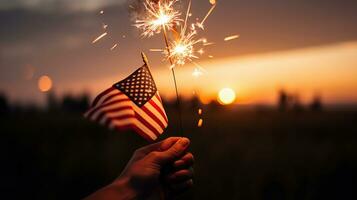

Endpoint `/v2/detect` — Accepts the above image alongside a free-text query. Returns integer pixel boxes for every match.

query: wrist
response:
[110,176,139,200]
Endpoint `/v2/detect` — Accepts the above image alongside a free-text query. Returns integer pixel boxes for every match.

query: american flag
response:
[84,64,168,141]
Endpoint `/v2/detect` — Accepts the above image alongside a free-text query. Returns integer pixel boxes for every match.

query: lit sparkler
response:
[133,0,218,135]
[134,0,182,37]
[166,30,201,66]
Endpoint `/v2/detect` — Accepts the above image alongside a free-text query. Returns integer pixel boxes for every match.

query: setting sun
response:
[218,88,236,105]
[38,75,53,93]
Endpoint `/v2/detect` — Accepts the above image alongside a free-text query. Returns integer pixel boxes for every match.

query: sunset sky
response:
[1,0,357,106]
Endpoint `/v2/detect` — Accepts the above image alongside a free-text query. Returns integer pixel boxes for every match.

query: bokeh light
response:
[218,88,236,105]
[38,75,53,92]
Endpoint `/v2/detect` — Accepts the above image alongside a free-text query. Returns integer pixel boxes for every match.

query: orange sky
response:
[58,40,357,105]
[2,1,357,106]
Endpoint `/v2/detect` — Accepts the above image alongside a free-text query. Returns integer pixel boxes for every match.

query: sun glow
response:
[218,88,236,105]
[38,75,53,93]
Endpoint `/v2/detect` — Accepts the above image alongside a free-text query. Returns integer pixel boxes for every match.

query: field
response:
[1,106,357,199]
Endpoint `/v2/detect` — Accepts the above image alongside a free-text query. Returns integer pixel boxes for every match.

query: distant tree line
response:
[0,89,324,116]
[278,89,323,112]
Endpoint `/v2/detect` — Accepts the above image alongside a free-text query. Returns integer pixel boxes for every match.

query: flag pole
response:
[161,26,184,137]
[141,50,183,137]
[141,52,149,66]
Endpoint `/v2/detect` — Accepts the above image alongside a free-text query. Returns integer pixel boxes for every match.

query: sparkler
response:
[134,0,182,37]
[166,30,201,67]
[134,0,218,134]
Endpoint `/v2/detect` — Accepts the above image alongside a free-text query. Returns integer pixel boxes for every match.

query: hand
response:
[84,137,194,200]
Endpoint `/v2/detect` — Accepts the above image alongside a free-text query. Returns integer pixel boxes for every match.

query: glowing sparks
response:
[199,3,217,29]
[110,43,118,51]
[209,0,217,5]
[134,0,182,37]
[197,48,204,55]
[198,108,203,115]
[192,68,203,77]
[208,55,214,58]
[92,32,107,44]
[202,39,214,46]
[197,119,203,127]
[224,34,240,41]
[166,30,200,66]
[149,48,164,52]
[192,62,207,77]
[99,10,104,14]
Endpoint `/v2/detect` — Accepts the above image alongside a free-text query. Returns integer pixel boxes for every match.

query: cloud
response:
[0,0,127,12]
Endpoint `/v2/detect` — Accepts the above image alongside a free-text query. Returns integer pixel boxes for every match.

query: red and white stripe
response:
[84,87,168,141]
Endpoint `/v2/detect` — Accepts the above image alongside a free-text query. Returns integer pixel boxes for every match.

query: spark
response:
[100,10,104,14]
[110,44,118,51]
[209,0,216,5]
[224,34,240,41]
[92,32,107,44]
[134,0,182,37]
[196,22,204,30]
[197,48,204,55]
[198,108,203,115]
[199,3,217,29]
[197,119,203,127]
[208,55,214,58]
[203,42,214,46]
[149,48,164,52]
[181,0,192,38]
[192,68,203,77]
[192,62,207,77]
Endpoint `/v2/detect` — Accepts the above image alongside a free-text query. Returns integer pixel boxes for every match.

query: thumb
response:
[150,138,190,165]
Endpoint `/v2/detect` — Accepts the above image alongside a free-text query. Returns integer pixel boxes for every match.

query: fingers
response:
[149,138,190,165]
[173,152,194,169]
[166,168,194,183]
[135,137,181,156]
[159,138,190,164]
[159,137,183,151]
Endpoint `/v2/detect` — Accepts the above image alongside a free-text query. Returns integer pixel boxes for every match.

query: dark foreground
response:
[1,107,357,199]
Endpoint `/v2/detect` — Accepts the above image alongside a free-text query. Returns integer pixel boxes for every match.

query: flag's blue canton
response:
[114,65,157,107]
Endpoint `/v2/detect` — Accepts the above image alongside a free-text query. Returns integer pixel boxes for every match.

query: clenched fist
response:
[85,137,194,200]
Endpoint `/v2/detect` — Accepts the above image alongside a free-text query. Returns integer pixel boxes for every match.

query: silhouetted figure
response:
[0,93,9,115]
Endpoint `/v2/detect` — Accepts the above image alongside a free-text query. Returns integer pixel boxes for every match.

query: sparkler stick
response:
[162,25,184,136]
